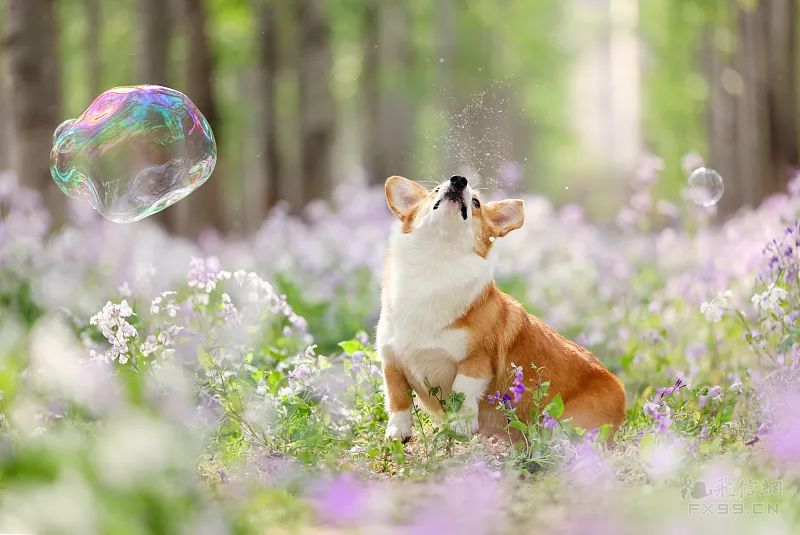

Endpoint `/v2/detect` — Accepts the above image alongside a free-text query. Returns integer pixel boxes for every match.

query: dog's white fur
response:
[377,179,496,438]
[386,409,413,441]
[450,374,489,434]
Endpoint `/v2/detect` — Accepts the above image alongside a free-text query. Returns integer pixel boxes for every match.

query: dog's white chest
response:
[378,259,482,362]
[383,304,469,357]
[380,316,467,388]
[377,224,495,383]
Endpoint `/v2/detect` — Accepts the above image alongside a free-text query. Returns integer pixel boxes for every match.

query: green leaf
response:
[534,381,550,402]
[560,419,577,437]
[639,433,656,455]
[447,392,465,412]
[597,423,612,443]
[620,352,635,371]
[440,427,469,442]
[545,395,564,419]
[267,370,282,394]
[338,340,362,355]
[509,420,528,432]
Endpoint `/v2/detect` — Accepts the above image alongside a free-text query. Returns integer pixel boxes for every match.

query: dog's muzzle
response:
[434,175,469,220]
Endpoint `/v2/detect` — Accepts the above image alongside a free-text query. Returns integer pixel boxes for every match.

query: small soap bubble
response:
[50,85,216,223]
[687,167,724,207]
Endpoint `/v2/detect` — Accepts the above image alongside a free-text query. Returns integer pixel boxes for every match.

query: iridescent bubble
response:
[686,167,724,207]
[50,85,216,223]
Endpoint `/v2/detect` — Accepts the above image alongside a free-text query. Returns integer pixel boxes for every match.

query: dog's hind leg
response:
[562,378,626,436]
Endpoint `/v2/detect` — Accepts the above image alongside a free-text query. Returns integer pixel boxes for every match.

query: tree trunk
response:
[183,0,217,129]
[171,0,224,235]
[435,0,458,176]
[136,0,176,231]
[0,64,9,171]
[137,0,172,85]
[735,3,772,207]
[765,0,797,193]
[84,0,102,99]
[140,0,221,235]
[258,1,281,210]
[377,1,414,180]
[711,0,798,217]
[436,0,457,115]
[361,1,382,184]
[296,0,334,206]
[706,32,740,214]
[4,0,63,220]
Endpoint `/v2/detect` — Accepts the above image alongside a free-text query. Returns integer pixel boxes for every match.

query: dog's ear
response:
[385,176,428,219]
[485,199,525,237]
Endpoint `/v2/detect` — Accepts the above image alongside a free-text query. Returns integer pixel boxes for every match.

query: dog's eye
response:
[472,197,480,208]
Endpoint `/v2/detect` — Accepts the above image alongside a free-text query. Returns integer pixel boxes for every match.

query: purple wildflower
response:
[288,364,313,385]
[635,154,664,185]
[681,151,704,174]
[541,413,558,431]
[498,161,523,190]
[729,375,743,392]
[697,385,722,408]
[509,365,526,403]
[584,427,600,443]
[487,365,526,409]
[350,350,364,374]
[760,389,800,470]
[653,409,672,435]
[643,401,672,434]
[656,377,686,401]
[309,473,367,526]
[407,469,504,535]
[487,391,513,410]
[643,401,660,419]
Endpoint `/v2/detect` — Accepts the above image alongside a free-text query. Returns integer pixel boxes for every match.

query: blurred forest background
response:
[0,0,798,236]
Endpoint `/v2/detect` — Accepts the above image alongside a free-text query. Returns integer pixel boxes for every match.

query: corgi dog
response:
[377,175,626,441]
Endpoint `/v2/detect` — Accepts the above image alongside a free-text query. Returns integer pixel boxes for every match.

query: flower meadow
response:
[1,160,800,534]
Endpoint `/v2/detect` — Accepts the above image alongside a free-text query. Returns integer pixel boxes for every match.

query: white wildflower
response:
[700,290,732,323]
[118,281,132,297]
[151,291,179,317]
[219,293,241,324]
[89,300,138,363]
[188,256,220,293]
[141,335,158,356]
[751,284,789,316]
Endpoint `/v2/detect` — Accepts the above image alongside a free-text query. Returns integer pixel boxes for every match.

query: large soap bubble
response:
[50,85,216,223]
[686,167,724,207]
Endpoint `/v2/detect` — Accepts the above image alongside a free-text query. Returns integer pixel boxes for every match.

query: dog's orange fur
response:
[454,283,627,436]
[381,176,626,438]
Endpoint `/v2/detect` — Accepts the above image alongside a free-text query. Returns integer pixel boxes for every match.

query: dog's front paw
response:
[449,410,479,437]
[386,410,412,442]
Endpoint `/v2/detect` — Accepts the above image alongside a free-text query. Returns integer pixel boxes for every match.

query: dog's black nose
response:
[450,175,467,190]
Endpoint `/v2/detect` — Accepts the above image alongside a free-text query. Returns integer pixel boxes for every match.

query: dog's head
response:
[385,175,524,257]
